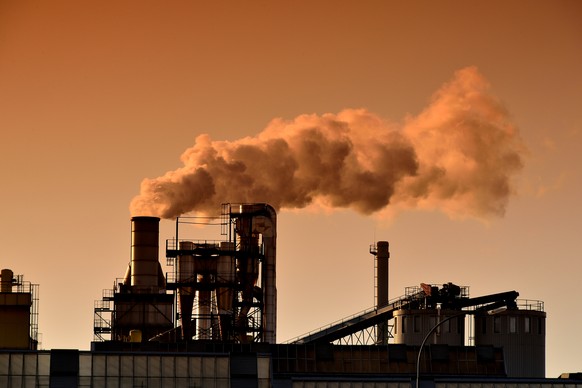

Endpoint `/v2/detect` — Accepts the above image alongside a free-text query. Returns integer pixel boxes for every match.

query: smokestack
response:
[376,241,389,308]
[130,216,161,290]
[371,241,389,344]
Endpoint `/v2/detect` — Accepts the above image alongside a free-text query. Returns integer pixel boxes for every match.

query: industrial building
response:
[1,203,580,387]
[0,269,39,351]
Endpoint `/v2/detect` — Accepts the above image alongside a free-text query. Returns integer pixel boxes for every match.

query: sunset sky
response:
[1,1,581,377]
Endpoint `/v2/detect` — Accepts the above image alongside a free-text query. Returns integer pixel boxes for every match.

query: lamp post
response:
[415,307,506,388]
[415,311,469,388]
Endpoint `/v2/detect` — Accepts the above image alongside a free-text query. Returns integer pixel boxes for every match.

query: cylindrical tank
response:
[474,309,546,377]
[393,309,465,346]
[129,330,142,343]
[1,269,13,292]
[130,216,160,289]
[194,243,218,275]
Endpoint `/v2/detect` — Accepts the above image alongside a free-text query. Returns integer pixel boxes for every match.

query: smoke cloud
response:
[130,67,525,220]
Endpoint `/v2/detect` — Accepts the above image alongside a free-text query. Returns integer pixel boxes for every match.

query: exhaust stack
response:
[130,216,161,290]
[371,241,389,344]
[376,241,389,308]
[106,216,174,342]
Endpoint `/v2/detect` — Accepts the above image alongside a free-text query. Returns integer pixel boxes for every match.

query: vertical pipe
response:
[375,241,389,344]
[376,241,389,308]
[262,205,277,344]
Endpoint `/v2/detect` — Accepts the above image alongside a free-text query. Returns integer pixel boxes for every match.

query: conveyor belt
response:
[289,291,424,344]
[288,286,519,345]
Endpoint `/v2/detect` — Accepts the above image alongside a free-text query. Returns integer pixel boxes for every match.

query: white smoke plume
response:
[130,67,525,220]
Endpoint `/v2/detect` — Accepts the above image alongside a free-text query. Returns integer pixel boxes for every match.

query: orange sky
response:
[1,1,581,377]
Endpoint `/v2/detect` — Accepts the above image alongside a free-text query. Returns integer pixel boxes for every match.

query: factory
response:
[1,203,580,387]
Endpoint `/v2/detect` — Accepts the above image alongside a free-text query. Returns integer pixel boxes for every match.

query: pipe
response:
[375,241,389,344]
[376,241,389,308]
[261,205,277,344]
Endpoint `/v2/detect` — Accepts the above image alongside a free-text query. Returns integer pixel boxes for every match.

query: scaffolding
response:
[93,287,114,342]
[165,203,270,343]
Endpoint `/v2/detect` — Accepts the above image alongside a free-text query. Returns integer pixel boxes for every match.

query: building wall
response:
[0,351,51,387]
[289,381,582,388]
[0,293,32,350]
[1,347,577,388]
[79,352,235,388]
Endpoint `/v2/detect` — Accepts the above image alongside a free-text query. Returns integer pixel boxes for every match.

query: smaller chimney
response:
[371,241,389,344]
[376,241,389,308]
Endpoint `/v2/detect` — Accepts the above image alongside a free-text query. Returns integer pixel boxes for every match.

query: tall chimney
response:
[372,241,389,344]
[130,216,161,289]
[376,241,389,308]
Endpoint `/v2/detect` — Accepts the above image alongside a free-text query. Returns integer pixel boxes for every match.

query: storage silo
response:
[393,309,465,346]
[474,304,546,378]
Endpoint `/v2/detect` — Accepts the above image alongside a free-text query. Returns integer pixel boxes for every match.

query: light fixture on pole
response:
[415,307,507,388]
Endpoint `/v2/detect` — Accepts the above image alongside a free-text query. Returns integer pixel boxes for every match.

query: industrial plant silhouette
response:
[1,203,577,387]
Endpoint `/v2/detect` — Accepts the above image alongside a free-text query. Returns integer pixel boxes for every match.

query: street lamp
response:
[415,308,506,388]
